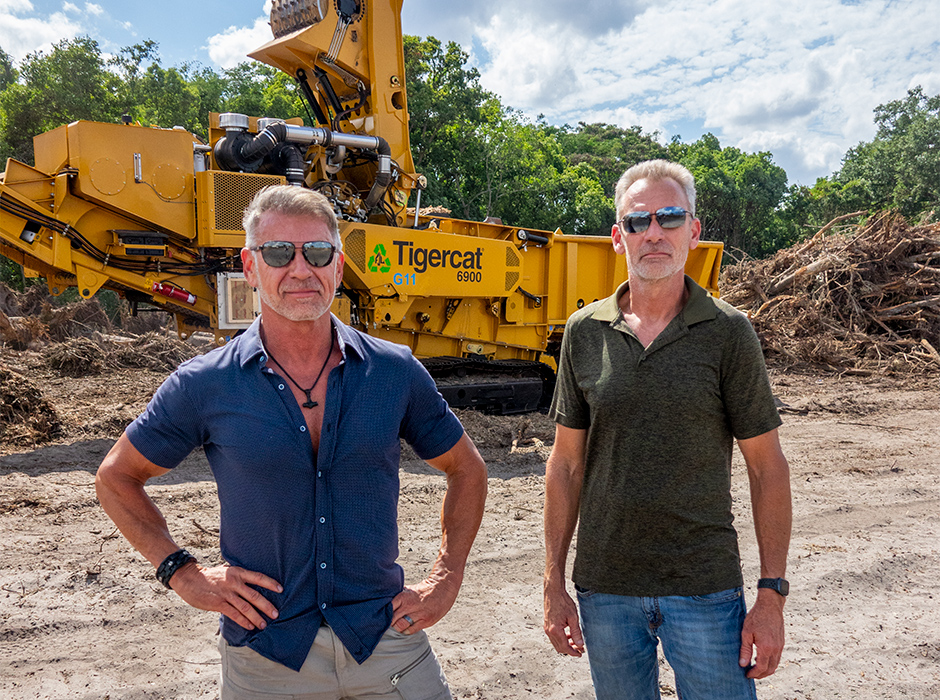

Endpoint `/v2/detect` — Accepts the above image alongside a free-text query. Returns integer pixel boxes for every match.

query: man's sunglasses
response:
[250,241,337,268]
[618,207,691,234]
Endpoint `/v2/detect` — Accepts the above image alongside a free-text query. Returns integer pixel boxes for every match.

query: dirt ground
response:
[1,346,939,700]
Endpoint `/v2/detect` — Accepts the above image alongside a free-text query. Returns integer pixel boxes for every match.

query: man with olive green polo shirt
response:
[543,160,792,700]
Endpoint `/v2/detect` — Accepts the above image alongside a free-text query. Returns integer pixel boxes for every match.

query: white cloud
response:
[0,0,33,11]
[63,2,79,12]
[205,2,274,69]
[206,16,273,69]
[462,0,940,184]
[0,2,83,61]
[84,2,104,16]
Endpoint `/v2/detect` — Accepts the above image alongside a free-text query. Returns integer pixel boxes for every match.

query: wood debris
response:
[722,211,940,375]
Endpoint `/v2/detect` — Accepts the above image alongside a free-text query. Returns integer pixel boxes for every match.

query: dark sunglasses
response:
[250,241,337,268]
[618,207,691,234]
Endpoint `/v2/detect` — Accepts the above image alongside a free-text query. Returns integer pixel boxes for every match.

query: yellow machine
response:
[0,0,722,413]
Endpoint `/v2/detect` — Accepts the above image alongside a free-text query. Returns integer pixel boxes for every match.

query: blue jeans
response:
[577,586,757,700]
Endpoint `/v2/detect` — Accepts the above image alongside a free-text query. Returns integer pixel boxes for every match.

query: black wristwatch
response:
[156,548,196,589]
[757,577,789,597]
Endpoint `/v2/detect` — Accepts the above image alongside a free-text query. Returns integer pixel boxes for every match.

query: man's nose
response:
[643,218,667,240]
[286,249,313,277]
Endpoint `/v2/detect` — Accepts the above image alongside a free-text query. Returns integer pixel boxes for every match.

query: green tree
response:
[109,40,161,117]
[220,62,304,123]
[550,122,668,198]
[403,36,612,234]
[839,86,940,218]
[775,178,868,243]
[0,47,16,91]
[669,134,788,257]
[0,37,119,163]
[403,35,501,216]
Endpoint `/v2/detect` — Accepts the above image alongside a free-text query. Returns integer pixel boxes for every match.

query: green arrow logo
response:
[368,243,391,273]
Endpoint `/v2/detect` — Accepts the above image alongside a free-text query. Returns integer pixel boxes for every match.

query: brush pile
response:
[0,364,61,445]
[722,211,940,375]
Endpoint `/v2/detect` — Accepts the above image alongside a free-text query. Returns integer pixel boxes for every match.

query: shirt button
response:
[320,562,327,569]
[317,471,322,478]
[321,603,326,609]
[278,384,285,390]
[319,517,325,523]
[300,425,307,432]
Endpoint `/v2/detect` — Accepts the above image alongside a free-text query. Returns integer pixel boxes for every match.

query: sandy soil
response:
[1,349,939,699]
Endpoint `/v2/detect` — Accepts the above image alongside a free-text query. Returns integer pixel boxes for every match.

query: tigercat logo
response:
[392,240,483,273]
[368,244,391,273]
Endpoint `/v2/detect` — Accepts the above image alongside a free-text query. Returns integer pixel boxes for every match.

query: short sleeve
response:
[719,313,782,440]
[548,318,591,429]
[125,367,205,469]
[399,357,465,460]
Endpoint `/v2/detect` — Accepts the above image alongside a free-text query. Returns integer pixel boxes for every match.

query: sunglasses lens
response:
[656,207,689,229]
[624,213,652,233]
[302,242,335,267]
[259,242,295,267]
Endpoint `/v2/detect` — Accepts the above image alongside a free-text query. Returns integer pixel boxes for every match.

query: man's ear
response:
[335,252,345,287]
[689,218,702,250]
[611,224,626,255]
[241,248,258,287]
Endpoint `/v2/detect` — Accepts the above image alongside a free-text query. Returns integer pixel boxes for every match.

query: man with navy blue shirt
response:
[96,185,487,699]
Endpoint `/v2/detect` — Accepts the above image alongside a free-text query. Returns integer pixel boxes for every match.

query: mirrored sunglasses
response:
[618,207,691,234]
[250,240,337,268]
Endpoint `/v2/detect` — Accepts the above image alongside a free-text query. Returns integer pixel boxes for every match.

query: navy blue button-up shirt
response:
[126,317,464,671]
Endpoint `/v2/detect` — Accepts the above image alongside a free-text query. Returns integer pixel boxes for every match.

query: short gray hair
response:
[614,160,697,220]
[242,186,341,249]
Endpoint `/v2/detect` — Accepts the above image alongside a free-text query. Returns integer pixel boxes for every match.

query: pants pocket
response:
[388,642,451,700]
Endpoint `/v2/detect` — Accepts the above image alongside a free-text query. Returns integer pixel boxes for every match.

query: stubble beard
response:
[257,282,333,322]
[627,245,687,282]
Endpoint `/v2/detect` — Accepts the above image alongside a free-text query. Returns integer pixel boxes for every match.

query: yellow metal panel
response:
[341,222,515,300]
[32,125,69,174]
[66,121,198,238]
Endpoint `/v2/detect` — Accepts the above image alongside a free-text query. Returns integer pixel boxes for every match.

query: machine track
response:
[420,356,555,415]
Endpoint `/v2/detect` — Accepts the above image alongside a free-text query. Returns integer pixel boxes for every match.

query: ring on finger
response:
[403,614,414,626]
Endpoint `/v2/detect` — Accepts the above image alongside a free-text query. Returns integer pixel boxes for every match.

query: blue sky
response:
[2,0,939,186]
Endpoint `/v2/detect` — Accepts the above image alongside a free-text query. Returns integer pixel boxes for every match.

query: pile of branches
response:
[0,283,169,350]
[41,332,208,377]
[722,211,940,375]
[0,364,61,445]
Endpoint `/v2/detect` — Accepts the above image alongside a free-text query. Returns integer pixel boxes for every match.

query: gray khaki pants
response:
[219,625,451,700]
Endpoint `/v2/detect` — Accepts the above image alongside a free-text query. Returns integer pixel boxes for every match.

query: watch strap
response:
[156,548,196,589]
[757,577,789,596]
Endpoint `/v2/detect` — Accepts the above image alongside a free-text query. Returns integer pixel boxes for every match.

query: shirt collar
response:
[236,313,363,369]
[591,275,718,327]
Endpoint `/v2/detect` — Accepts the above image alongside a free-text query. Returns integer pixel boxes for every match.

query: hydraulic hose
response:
[214,114,394,207]
[363,138,392,210]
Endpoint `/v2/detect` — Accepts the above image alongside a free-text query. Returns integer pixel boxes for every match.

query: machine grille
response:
[505,271,519,290]
[212,173,283,232]
[345,228,366,271]
[506,247,520,267]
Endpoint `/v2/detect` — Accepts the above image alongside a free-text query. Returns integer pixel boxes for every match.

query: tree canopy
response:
[0,34,936,265]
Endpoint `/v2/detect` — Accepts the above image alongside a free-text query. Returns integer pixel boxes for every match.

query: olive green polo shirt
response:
[550,276,781,596]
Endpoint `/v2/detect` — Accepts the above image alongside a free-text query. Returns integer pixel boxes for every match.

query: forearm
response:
[95,434,179,568]
[432,462,487,584]
[543,452,583,589]
[749,461,792,579]
[739,429,792,580]
[96,471,180,566]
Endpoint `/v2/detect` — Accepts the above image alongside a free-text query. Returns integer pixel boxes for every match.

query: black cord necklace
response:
[265,332,335,409]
